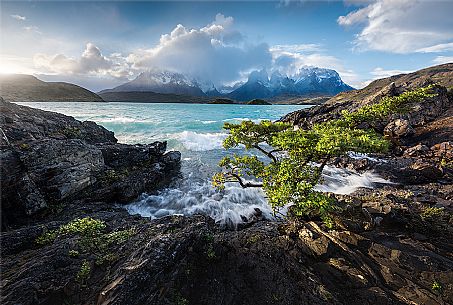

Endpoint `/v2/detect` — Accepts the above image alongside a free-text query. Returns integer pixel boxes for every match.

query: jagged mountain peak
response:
[101,66,352,101]
[248,69,269,84]
[228,67,353,101]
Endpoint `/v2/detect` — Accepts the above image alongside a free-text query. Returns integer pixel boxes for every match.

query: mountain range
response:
[99,67,354,102]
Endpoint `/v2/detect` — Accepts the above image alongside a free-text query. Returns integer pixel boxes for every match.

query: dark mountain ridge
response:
[0,74,103,102]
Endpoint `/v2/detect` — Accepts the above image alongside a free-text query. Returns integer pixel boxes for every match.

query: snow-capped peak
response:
[137,69,196,87]
[248,69,269,84]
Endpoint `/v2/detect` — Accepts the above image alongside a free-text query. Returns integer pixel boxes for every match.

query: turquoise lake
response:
[18,102,388,227]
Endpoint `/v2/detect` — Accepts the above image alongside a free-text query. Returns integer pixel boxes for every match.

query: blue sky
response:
[1,1,452,91]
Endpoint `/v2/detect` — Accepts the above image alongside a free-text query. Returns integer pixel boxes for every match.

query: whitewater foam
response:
[126,180,274,228]
[173,131,227,151]
[126,163,391,227]
[316,165,392,195]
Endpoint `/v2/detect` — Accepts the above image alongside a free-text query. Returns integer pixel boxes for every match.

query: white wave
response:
[222,118,267,123]
[195,119,217,124]
[316,165,392,195]
[201,120,217,124]
[115,132,159,144]
[96,117,138,123]
[125,180,274,228]
[174,131,227,151]
[348,151,387,163]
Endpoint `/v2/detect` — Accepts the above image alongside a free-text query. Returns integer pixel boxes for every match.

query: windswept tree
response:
[213,86,435,227]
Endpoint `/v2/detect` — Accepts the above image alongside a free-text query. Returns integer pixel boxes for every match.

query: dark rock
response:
[431,141,453,159]
[0,101,116,145]
[409,160,443,182]
[0,101,181,229]
[403,144,431,158]
[384,119,414,140]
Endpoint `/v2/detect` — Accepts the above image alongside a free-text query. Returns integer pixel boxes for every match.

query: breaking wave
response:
[126,179,273,228]
[316,166,392,195]
[173,131,227,151]
[126,163,392,227]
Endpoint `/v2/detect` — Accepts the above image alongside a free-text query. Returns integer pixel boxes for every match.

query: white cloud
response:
[34,43,131,79]
[23,13,359,89]
[433,56,453,65]
[270,44,359,87]
[11,14,26,21]
[358,66,413,89]
[338,0,453,53]
[270,44,324,53]
[23,26,42,35]
[126,13,272,85]
[417,42,453,53]
[370,67,410,78]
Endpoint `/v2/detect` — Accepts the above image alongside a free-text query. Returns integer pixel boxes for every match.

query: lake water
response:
[18,102,389,227]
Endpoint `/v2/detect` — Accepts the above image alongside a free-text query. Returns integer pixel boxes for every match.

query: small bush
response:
[206,244,216,260]
[76,260,91,283]
[432,280,442,293]
[420,207,444,221]
[61,127,81,138]
[68,250,79,257]
[36,217,136,267]
[18,143,30,151]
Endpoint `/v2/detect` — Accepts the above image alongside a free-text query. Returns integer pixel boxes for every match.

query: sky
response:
[1,0,453,92]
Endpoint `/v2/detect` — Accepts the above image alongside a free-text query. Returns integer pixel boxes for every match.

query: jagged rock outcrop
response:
[0,100,181,229]
[281,64,453,139]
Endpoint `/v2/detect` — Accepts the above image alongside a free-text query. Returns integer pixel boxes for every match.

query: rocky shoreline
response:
[1,64,453,305]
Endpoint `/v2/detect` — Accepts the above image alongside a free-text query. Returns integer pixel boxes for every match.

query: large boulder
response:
[384,119,414,140]
[0,101,181,229]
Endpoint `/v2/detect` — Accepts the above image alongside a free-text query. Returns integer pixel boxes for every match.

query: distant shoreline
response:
[14,100,319,106]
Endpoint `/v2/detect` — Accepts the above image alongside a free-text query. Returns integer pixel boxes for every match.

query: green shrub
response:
[213,86,437,226]
[421,207,444,221]
[432,280,442,293]
[341,85,436,127]
[76,260,91,283]
[68,250,80,257]
[61,127,81,138]
[18,143,30,151]
[36,217,136,267]
[206,244,216,260]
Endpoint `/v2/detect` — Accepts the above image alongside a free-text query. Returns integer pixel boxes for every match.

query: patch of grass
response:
[165,226,179,234]
[175,294,189,305]
[76,260,91,284]
[102,169,129,183]
[36,217,105,245]
[206,244,216,260]
[61,127,81,138]
[18,143,30,151]
[68,250,79,257]
[204,233,214,243]
[36,217,136,269]
[246,234,260,244]
[420,207,444,221]
[432,280,442,293]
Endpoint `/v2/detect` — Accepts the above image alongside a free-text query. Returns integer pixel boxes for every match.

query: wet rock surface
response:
[0,100,181,229]
[1,64,453,305]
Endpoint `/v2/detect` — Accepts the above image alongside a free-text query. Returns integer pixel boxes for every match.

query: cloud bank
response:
[11,14,26,21]
[338,0,453,54]
[32,14,359,87]
[126,14,272,85]
[34,43,131,79]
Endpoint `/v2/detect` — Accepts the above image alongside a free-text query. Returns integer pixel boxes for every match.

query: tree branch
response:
[253,144,278,163]
[229,173,263,188]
